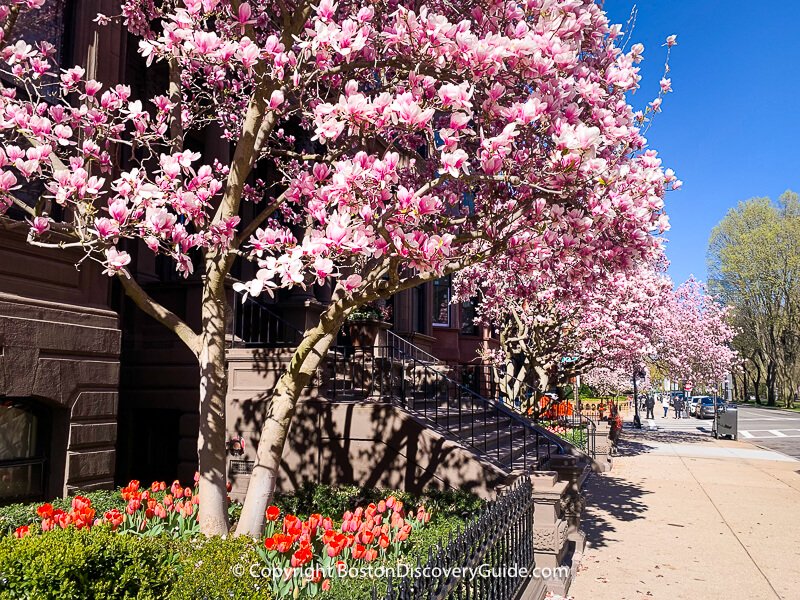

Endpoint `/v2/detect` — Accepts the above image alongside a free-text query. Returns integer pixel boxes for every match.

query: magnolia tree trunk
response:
[196,254,231,535]
[493,361,526,407]
[236,304,346,536]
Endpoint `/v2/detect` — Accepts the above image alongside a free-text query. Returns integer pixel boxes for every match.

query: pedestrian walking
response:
[674,396,683,419]
[661,395,670,418]
[645,395,655,419]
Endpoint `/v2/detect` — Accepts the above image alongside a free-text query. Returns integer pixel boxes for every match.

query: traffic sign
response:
[684,382,693,392]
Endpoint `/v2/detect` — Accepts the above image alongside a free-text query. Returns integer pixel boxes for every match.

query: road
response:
[735,405,800,459]
[640,404,800,459]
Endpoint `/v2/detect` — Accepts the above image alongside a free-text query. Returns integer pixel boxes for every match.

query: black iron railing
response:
[387,330,441,365]
[327,346,563,472]
[229,291,304,348]
[374,477,535,600]
[455,364,597,459]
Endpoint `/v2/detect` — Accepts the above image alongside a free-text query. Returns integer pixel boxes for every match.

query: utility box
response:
[714,403,738,440]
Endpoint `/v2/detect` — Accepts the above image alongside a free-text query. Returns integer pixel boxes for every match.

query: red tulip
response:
[291,546,313,568]
[396,524,412,542]
[36,503,54,519]
[104,508,123,529]
[352,544,366,560]
[14,525,29,539]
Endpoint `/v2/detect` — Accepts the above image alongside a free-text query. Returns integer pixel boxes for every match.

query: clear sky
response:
[604,0,800,285]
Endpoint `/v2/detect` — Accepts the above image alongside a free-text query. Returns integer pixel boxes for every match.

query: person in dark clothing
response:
[645,395,655,419]
[673,397,683,419]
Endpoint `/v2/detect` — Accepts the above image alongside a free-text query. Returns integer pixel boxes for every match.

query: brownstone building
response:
[0,1,125,502]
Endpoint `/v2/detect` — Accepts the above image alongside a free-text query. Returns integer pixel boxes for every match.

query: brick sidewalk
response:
[568,421,800,600]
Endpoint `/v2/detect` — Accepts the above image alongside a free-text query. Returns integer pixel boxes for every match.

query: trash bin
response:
[713,402,738,440]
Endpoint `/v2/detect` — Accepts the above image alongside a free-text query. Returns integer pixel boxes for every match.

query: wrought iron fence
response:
[454,364,597,459]
[373,477,535,600]
[326,346,564,472]
[228,291,304,348]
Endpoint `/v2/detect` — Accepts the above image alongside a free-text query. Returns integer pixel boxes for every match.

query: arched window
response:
[0,399,50,504]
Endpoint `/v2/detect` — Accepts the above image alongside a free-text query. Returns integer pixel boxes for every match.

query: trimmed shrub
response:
[172,536,270,600]
[0,527,177,599]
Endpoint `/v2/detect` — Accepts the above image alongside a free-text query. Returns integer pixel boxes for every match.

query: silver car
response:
[695,397,719,419]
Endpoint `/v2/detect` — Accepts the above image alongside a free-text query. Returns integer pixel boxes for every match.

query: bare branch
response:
[117,273,202,357]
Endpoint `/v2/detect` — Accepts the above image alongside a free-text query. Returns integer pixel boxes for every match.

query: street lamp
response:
[632,367,645,429]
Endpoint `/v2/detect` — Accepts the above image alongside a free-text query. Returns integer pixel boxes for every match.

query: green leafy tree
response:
[708,192,800,406]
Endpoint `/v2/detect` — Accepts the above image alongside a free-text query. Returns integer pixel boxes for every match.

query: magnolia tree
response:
[455,253,672,412]
[582,366,638,396]
[653,277,737,386]
[1,0,675,535]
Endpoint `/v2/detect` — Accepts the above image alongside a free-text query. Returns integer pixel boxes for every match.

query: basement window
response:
[0,399,49,504]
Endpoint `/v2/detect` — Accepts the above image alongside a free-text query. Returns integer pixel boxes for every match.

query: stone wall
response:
[0,293,121,497]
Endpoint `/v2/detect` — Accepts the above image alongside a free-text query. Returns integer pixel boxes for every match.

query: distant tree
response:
[708,192,800,406]
[652,277,737,388]
[455,256,671,411]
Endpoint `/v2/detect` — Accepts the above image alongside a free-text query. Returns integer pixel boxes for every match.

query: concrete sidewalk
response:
[569,416,800,600]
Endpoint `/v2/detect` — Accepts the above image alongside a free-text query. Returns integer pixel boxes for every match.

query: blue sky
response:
[604,0,800,284]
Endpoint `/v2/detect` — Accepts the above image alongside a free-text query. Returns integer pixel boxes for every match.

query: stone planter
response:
[347,319,392,350]
[348,319,382,348]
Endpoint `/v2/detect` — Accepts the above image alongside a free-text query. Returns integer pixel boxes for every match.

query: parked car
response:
[687,396,703,416]
[695,396,719,419]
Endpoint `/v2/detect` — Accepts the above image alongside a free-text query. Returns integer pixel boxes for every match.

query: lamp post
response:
[632,368,643,429]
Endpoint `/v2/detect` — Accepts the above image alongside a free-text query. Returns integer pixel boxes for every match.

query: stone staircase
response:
[228,290,594,476]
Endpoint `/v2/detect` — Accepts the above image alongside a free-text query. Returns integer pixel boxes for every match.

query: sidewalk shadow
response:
[581,473,650,549]
[615,426,715,456]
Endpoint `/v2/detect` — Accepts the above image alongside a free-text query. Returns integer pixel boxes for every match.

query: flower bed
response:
[0,481,481,600]
[539,419,588,448]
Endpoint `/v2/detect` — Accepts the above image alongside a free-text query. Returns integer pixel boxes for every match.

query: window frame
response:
[432,276,452,327]
[0,398,50,504]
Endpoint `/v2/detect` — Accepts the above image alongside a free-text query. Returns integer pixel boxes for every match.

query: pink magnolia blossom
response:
[103,247,131,276]
[30,216,50,235]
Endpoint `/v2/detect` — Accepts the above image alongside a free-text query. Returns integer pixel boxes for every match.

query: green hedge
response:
[171,536,268,600]
[0,528,176,599]
[0,529,271,600]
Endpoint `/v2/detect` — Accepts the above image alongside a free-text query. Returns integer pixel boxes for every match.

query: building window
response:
[0,0,69,221]
[412,285,427,334]
[0,399,49,504]
[460,298,478,335]
[0,1,68,88]
[432,277,451,326]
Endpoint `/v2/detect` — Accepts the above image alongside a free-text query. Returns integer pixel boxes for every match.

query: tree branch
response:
[117,273,202,357]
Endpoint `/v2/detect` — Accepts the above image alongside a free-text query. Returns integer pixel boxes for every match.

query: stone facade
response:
[0,3,125,502]
[0,240,121,498]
